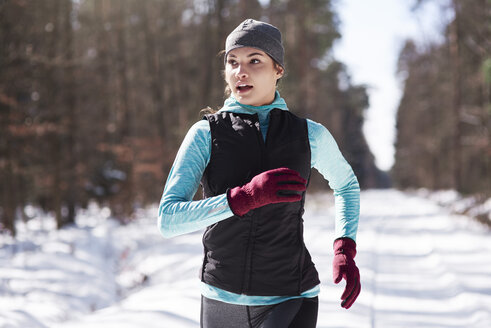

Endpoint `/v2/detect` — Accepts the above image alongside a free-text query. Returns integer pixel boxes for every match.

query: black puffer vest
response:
[200,108,320,296]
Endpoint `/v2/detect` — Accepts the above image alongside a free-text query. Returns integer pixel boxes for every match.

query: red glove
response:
[227,167,307,217]
[333,237,361,309]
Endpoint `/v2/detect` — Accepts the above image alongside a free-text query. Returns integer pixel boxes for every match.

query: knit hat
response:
[225,19,284,68]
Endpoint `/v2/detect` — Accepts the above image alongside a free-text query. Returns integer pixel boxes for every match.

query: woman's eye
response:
[251,59,260,64]
[227,59,237,65]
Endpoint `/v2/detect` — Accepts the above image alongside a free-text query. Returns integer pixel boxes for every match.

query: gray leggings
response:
[200,296,318,328]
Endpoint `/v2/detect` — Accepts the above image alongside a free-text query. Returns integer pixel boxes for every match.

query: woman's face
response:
[225,47,283,106]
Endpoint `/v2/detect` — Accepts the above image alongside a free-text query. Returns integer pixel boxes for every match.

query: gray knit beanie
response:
[225,19,284,68]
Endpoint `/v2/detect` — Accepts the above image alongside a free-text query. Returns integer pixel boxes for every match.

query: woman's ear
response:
[276,65,284,79]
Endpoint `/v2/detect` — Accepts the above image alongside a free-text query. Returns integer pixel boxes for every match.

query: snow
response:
[1,190,490,328]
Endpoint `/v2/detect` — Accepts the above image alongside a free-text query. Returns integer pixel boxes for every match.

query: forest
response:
[0,0,489,235]
[393,0,490,198]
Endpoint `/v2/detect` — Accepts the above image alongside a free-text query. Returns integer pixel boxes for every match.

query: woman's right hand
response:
[226,167,307,217]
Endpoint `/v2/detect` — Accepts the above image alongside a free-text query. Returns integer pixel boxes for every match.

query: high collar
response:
[218,91,289,116]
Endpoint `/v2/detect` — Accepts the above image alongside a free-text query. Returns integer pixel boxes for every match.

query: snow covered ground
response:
[1,189,490,328]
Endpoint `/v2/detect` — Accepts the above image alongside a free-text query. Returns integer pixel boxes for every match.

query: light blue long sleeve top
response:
[158,91,360,305]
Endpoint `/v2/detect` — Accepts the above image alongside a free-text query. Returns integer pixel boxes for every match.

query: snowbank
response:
[1,190,490,328]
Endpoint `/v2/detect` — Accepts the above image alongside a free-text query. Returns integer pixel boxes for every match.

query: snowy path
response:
[354,191,491,328]
[1,190,490,328]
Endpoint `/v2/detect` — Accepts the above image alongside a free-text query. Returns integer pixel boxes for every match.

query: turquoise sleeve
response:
[159,117,360,242]
[307,119,360,241]
[158,120,234,238]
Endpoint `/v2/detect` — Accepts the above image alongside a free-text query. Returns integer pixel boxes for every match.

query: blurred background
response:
[0,0,489,235]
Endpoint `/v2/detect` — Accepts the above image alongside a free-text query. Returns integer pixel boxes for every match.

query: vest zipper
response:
[241,215,256,294]
[242,114,268,294]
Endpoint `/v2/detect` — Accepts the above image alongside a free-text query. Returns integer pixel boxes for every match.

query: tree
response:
[393,0,490,195]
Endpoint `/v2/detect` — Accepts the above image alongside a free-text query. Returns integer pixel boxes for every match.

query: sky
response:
[332,0,448,171]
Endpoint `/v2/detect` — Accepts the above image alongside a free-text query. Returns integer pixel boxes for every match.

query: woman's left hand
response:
[333,237,361,309]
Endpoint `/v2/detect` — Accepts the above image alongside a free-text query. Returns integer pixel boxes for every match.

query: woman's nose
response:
[235,65,248,79]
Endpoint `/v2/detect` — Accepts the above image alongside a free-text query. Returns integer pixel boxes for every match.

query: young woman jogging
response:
[159,18,361,328]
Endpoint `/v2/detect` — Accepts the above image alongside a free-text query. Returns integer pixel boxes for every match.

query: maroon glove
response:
[227,167,307,217]
[333,237,361,309]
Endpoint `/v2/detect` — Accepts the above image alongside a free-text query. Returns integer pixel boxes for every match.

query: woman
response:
[159,19,361,328]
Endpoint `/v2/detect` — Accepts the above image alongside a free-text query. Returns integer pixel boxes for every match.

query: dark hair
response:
[200,106,217,115]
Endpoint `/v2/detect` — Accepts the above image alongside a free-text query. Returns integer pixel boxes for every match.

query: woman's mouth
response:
[236,83,253,93]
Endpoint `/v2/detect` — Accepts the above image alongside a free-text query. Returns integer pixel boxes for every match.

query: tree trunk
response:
[450,0,463,191]
[1,141,17,236]
[62,0,77,225]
